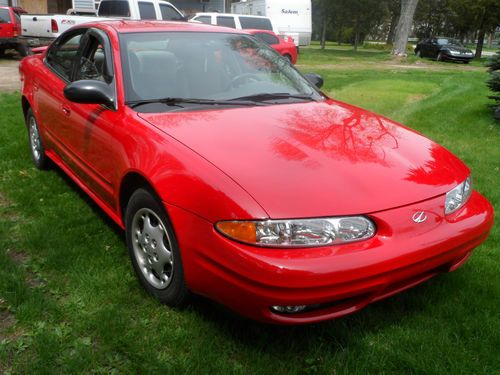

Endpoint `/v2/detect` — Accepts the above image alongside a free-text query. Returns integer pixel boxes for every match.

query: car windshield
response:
[437,38,463,47]
[119,32,322,109]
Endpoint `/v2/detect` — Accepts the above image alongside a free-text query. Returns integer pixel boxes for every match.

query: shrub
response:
[486,51,500,119]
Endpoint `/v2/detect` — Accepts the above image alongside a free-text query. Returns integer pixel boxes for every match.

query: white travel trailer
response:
[231,0,311,46]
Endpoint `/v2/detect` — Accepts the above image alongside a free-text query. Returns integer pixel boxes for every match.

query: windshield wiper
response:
[127,97,264,109]
[229,92,317,102]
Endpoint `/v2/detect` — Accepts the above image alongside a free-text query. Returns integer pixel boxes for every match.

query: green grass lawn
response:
[0,47,499,374]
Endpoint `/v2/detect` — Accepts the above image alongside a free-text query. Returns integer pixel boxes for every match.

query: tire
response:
[284,54,293,63]
[415,49,421,58]
[125,188,190,307]
[437,52,444,61]
[17,44,32,57]
[0,48,5,58]
[26,109,48,169]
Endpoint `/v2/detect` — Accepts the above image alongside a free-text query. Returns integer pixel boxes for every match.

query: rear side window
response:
[46,31,85,81]
[138,2,156,20]
[239,17,273,31]
[98,1,131,17]
[0,8,11,23]
[254,32,279,45]
[159,4,183,20]
[194,16,211,24]
[216,16,235,28]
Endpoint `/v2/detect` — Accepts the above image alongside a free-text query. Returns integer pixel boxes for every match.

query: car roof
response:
[84,20,250,34]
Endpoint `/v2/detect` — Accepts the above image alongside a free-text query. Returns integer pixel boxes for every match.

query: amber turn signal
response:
[216,221,257,243]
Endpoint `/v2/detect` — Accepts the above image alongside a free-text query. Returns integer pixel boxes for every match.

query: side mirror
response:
[64,80,115,109]
[304,73,324,89]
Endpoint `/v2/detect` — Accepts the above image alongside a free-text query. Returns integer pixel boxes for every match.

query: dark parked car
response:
[415,37,474,63]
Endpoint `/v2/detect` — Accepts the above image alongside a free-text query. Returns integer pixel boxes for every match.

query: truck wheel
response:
[17,44,32,57]
[0,48,5,58]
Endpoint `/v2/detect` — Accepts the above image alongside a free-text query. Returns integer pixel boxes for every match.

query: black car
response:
[415,37,474,63]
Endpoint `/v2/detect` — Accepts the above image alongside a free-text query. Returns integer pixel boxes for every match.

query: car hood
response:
[138,100,469,218]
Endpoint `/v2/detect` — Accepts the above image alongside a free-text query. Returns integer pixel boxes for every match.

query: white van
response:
[231,0,311,46]
[191,12,279,35]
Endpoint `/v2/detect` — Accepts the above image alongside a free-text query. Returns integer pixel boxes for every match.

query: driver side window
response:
[76,34,108,82]
[46,30,86,81]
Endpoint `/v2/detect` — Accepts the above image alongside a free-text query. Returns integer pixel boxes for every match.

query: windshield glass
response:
[119,32,322,107]
[437,38,463,46]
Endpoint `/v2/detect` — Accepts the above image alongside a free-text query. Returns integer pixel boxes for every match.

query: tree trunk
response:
[354,30,360,52]
[475,28,486,59]
[386,12,399,44]
[392,0,419,56]
[475,8,486,59]
[320,17,327,50]
[487,33,493,49]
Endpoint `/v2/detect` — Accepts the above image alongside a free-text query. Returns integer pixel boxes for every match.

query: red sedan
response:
[19,21,493,324]
[246,29,298,64]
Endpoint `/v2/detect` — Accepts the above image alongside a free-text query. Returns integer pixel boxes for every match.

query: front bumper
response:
[0,37,20,48]
[167,191,493,324]
[442,53,474,62]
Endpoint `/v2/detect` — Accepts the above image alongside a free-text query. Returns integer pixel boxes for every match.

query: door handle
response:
[62,106,71,116]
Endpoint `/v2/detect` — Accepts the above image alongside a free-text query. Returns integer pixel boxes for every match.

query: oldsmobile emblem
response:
[412,211,427,223]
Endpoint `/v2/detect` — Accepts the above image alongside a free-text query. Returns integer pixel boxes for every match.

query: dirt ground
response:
[0,58,21,92]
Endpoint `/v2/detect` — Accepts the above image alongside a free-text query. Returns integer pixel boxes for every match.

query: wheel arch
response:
[21,95,31,121]
[119,171,163,221]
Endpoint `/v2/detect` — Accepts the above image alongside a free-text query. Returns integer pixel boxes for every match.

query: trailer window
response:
[159,4,183,21]
[239,17,273,31]
[138,2,156,20]
[98,1,131,17]
[216,16,236,28]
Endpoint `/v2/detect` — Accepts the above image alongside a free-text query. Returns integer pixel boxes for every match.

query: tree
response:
[486,51,500,119]
[392,0,419,56]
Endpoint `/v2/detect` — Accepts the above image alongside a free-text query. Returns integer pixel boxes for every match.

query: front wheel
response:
[26,109,48,169]
[437,52,444,61]
[415,49,421,58]
[125,188,190,307]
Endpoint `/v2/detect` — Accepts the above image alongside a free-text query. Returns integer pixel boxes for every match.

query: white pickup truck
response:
[21,0,185,47]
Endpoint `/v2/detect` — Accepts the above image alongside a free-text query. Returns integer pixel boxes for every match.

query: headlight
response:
[216,217,376,247]
[445,176,472,215]
[449,50,460,55]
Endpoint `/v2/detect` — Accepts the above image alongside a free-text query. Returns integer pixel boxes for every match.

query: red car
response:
[246,29,298,64]
[0,6,29,57]
[19,21,493,324]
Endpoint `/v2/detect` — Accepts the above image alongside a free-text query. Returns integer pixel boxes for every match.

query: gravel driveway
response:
[0,59,21,92]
